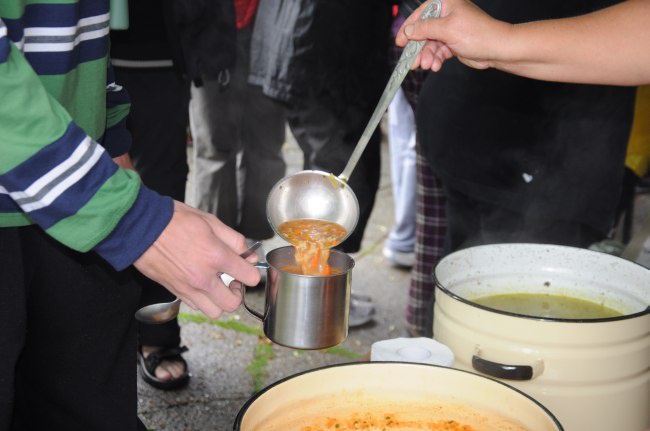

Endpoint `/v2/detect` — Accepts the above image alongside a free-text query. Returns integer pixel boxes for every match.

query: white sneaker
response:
[348,293,375,328]
[382,246,415,268]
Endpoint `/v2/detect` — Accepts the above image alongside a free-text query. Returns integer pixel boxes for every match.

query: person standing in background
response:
[412,0,636,336]
[111,0,241,390]
[384,85,417,269]
[188,0,286,250]
[249,0,394,327]
[385,0,447,338]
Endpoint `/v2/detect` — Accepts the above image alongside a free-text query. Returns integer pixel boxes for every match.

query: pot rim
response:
[433,243,650,323]
[232,362,563,430]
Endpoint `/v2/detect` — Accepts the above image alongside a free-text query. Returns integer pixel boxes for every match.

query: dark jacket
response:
[248,0,393,118]
[417,0,636,235]
[110,0,236,84]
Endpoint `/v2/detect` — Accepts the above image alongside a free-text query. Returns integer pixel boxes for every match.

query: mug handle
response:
[240,262,269,321]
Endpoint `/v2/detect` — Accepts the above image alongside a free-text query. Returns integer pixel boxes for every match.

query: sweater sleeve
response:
[0,20,173,270]
[101,62,132,157]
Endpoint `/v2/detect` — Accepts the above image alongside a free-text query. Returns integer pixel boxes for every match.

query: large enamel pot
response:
[433,243,650,431]
[234,362,563,430]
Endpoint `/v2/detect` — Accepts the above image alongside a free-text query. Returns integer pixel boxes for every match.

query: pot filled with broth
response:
[234,362,563,431]
[432,243,650,431]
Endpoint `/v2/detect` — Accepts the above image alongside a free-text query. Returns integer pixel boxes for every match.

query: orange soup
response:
[278,218,347,276]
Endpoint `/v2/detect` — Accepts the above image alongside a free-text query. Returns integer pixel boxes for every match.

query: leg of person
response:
[287,95,381,254]
[189,76,242,227]
[0,228,26,429]
[384,87,417,267]
[234,26,286,241]
[405,147,446,338]
[114,66,191,390]
[2,226,142,430]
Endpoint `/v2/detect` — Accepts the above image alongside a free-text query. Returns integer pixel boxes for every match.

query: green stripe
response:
[46,169,141,251]
[0,43,71,174]
[1,0,77,19]
[40,59,108,141]
[107,103,130,129]
[0,0,24,18]
[0,212,32,227]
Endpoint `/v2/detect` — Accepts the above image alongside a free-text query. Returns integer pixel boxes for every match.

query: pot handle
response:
[240,262,269,321]
[471,347,543,381]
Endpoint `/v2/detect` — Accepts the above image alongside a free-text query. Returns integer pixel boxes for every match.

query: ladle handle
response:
[339,0,442,182]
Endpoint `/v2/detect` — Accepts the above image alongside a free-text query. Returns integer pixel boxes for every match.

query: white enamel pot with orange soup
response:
[234,362,563,430]
[433,243,650,431]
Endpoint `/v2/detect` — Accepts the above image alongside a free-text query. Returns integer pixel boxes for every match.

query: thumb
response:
[403,19,442,42]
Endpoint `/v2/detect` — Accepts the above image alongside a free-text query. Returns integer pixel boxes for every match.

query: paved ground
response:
[137,126,414,430]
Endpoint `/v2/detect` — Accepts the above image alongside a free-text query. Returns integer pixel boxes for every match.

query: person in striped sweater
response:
[0,1,260,429]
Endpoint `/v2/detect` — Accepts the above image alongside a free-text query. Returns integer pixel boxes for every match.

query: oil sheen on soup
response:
[471,293,623,319]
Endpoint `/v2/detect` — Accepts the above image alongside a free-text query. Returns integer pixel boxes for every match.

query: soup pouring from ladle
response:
[266,0,442,241]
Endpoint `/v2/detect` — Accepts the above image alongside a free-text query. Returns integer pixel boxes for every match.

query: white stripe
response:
[24,13,110,37]
[0,25,6,39]
[22,12,109,53]
[12,137,104,212]
[23,27,109,53]
[24,144,104,212]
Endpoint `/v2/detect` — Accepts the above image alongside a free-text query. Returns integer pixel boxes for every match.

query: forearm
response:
[493,0,650,86]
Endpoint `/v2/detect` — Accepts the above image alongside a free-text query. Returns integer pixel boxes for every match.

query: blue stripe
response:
[0,123,87,193]
[100,118,132,157]
[0,33,9,63]
[22,2,109,28]
[0,194,21,213]
[24,36,108,75]
[27,152,118,229]
[2,17,24,43]
[94,187,174,270]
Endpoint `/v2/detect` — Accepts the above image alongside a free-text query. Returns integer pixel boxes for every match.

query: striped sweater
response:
[0,0,173,270]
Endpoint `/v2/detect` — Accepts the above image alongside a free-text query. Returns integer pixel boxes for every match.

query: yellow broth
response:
[471,293,623,319]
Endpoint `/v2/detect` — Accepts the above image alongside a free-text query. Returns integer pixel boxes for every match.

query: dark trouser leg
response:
[287,96,381,253]
[236,27,286,240]
[406,145,446,338]
[113,66,189,347]
[1,226,142,430]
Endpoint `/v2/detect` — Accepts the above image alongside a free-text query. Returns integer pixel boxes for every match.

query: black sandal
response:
[137,345,190,390]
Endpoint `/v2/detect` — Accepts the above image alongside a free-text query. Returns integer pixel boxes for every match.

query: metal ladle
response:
[266,0,442,242]
[134,241,262,324]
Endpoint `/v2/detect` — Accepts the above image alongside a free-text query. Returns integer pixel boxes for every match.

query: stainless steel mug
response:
[244,246,354,350]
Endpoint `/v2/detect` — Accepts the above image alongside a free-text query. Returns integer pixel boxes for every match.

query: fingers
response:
[179,277,244,320]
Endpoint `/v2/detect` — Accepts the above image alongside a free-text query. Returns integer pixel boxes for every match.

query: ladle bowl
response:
[265,0,441,240]
[266,170,359,244]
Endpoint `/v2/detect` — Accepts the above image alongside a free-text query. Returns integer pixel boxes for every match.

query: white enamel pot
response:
[433,243,650,431]
[234,362,563,430]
